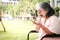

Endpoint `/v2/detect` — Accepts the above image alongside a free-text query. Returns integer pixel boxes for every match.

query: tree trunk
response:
[0,2,6,32]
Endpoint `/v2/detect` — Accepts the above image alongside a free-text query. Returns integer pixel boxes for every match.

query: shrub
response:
[54,7,60,17]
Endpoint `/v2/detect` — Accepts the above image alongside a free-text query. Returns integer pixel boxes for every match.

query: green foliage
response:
[2,5,8,11]
[54,7,60,17]
[2,0,49,17]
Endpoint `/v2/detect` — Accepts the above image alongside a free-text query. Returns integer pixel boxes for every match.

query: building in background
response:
[1,0,19,14]
[2,0,19,6]
[49,0,60,8]
[54,0,60,7]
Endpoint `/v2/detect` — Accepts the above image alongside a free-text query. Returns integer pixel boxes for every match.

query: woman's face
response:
[37,8,48,17]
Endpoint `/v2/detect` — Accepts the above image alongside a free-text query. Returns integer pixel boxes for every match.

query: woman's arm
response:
[32,21,40,32]
[40,24,54,34]
[32,21,53,34]
[35,25,40,32]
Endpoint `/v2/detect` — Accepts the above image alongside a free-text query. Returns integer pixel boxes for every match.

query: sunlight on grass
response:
[0,20,38,40]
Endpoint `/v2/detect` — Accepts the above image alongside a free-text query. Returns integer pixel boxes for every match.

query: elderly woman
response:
[32,2,60,40]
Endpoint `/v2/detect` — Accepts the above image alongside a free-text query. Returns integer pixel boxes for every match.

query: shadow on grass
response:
[0,31,5,33]
[0,31,6,34]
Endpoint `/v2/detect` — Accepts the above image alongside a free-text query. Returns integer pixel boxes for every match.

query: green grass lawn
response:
[0,20,38,40]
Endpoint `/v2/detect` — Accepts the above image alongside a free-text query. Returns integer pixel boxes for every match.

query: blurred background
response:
[0,0,60,40]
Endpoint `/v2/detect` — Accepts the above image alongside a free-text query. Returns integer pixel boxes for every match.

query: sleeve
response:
[48,18,60,34]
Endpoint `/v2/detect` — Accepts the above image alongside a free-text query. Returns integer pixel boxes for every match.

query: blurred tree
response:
[55,7,60,17]
[0,2,6,32]
[2,5,8,14]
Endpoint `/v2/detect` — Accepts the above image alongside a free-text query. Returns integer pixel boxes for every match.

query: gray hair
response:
[36,2,43,10]
[36,2,55,17]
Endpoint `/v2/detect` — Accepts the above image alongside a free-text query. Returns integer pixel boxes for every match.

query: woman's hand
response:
[32,21,42,32]
[32,21,42,27]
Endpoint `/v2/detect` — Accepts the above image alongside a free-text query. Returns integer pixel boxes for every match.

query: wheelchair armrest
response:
[41,34,60,40]
[29,30,38,33]
[27,30,38,40]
